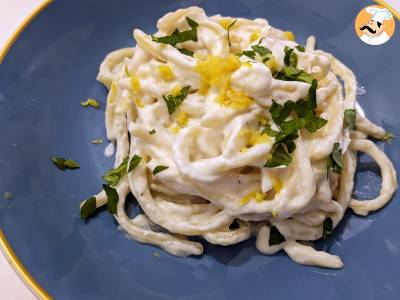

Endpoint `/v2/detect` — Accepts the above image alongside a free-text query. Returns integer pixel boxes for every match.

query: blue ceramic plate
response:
[1,0,399,299]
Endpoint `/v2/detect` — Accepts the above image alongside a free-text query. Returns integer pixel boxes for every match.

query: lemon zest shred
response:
[242,62,252,68]
[219,18,234,29]
[265,56,281,73]
[239,128,271,149]
[124,65,131,77]
[107,82,118,105]
[216,88,253,110]
[171,85,183,97]
[258,115,268,126]
[131,76,141,93]
[272,176,283,194]
[249,29,261,42]
[158,65,175,81]
[284,31,295,41]
[176,111,188,127]
[240,191,267,206]
[195,54,241,95]
[135,98,144,108]
[240,147,249,153]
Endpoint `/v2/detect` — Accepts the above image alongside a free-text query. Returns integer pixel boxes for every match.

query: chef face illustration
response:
[357,6,394,45]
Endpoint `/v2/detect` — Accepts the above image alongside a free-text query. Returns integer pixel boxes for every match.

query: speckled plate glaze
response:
[0,0,399,299]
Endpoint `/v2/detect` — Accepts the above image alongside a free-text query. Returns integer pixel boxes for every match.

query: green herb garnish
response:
[51,157,80,170]
[152,17,198,56]
[308,79,317,109]
[264,80,327,168]
[344,109,356,130]
[91,139,104,145]
[239,50,256,60]
[80,196,97,219]
[103,184,119,214]
[153,165,169,175]
[128,155,142,173]
[162,86,190,115]
[80,98,100,109]
[177,48,194,57]
[264,144,293,167]
[327,143,343,174]
[269,226,286,245]
[261,125,279,137]
[102,157,128,186]
[382,132,394,143]
[276,66,314,84]
[322,217,333,239]
[283,46,297,67]
[149,129,156,135]
[227,19,237,47]
[295,45,305,52]
[275,47,315,83]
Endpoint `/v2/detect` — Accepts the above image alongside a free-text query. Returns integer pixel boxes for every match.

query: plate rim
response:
[0,1,399,300]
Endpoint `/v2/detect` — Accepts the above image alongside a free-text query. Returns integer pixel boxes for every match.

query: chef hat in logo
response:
[365,7,393,24]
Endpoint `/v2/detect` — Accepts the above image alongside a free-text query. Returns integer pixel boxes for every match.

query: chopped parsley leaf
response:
[103,184,119,214]
[269,226,286,245]
[80,197,97,219]
[327,143,343,174]
[153,165,169,175]
[102,157,128,186]
[344,109,356,130]
[322,217,333,239]
[51,157,80,171]
[163,86,190,115]
[128,155,142,173]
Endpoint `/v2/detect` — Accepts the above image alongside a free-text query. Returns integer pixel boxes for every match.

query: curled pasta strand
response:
[355,113,386,139]
[97,48,135,87]
[115,179,204,256]
[203,220,251,246]
[349,139,397,216]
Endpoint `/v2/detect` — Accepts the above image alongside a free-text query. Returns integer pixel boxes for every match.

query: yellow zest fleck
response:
[272,176,283,194]
[158,65,175,81]
[171,85,183,97]
[195,54,241,95]
[169,124,180,134]
[242,62,252,68]
[240,191,266,206]
[131,76,141,93]
[265,56,281,73]
[271,210,278,217]
[153,252,160,257]
[135,98,144,108]
[216,88,253,110]
[239,128,271,149]
[249,29,261,42]
[284,31,295,41]
[124,65,131,77]
[176,111,188,127]
[240,147,249,153]
[107,82,118,105]
[219,18,235,29]
[258,115,268,126]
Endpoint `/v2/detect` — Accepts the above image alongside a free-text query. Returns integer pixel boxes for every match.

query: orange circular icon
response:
[355,5,395,45]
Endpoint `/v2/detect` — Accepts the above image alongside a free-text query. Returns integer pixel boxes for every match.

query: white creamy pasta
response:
[81,7,397,269]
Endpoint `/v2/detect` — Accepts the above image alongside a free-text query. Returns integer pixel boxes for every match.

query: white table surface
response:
[0,1,398,299]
